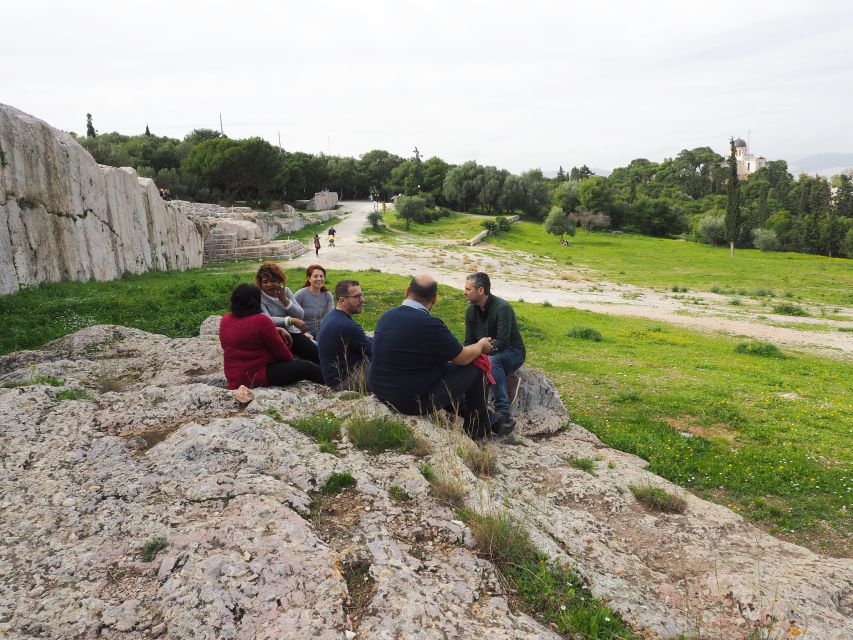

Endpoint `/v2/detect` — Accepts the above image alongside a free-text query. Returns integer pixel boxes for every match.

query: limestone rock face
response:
[0,325,850,639]
[0,104,204,295]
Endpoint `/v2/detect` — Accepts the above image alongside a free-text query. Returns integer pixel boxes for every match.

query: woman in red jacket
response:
[219,284,324,389]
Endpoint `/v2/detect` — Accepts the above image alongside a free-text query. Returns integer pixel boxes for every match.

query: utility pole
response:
[278,131,283,152]
[219,113,224,136]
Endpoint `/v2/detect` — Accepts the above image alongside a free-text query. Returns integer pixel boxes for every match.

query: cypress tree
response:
[725,138,740,257]
[86,113,96,138]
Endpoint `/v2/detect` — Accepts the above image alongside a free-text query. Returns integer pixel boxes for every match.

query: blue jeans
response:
[489,347,525,415]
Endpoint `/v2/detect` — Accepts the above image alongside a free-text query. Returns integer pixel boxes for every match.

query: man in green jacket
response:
[463,272,526,433]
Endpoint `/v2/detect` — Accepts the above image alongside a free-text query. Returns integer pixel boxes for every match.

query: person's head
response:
[303,264,328,292]
[335,280,365,315]
[229,284,262,318]
[406,274,438,308]
[254,262,287,296]
[464,272,490,306]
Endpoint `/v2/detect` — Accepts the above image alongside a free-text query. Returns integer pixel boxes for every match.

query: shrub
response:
[347,415,429,455]
[629,484,687,513]
[772,302,808,316]
[458,443,498,477]
[752,228,780,251]
[141,536,167,562]
[728,298,742,306]
[320,471,356,495]
[395,195,428,229]
[734,341,785,358]
[696,215,727,246]
[752,288,775,297]
[419,463,436,483]
[496,216,513,232]
[481,220,498,232]
[566,326,602,342]
[367,211,383,230]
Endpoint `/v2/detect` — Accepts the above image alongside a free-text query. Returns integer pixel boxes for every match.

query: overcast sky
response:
[3,1,852,173]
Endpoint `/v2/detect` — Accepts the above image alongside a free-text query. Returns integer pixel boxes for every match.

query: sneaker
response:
[490,414,516,437]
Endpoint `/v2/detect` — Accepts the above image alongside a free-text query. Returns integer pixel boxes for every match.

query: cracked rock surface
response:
[0,325,850,639]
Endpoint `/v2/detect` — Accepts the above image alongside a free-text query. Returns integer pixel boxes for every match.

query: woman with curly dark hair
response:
[219,284,323,389]
[293,264,334,336]
[254,262,320,363]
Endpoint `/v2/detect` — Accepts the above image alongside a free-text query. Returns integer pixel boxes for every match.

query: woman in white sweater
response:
[254,262,320,364]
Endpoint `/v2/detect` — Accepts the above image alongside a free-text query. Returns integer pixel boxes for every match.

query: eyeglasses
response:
[342,293,365,299]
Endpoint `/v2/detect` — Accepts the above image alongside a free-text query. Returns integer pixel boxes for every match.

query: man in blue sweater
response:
[369,274,512,439]
[317,280,373,390]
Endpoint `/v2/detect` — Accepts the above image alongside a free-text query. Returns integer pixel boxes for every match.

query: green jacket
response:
[464,295,525,352]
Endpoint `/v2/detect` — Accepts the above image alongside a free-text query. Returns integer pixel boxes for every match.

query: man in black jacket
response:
[464,272,525,432]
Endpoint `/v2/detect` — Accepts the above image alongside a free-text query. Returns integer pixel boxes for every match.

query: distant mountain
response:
[791,153,853,172]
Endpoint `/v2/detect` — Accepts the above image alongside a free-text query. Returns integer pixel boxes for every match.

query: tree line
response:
[76,117,853,258]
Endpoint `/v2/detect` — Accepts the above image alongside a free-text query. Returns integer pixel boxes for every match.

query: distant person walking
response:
[313,234,321,256]
[328,227,336,248]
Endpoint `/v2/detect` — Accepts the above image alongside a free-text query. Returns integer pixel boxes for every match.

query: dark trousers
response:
[266,359,324,386]
[391,364,489,439]
[289,332,320,364]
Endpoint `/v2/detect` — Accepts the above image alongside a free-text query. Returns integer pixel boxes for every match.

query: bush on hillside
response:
[734,341,785,358]
[752,228,780,251]
[696,215,727,246]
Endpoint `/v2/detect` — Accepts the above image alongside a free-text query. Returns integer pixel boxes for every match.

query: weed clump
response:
[2,374,64,388]
[629,484,687,514]
[566,326,602,342]
[320,471,356,495]
[772,302,809,316]
[347,414,430,455]
[565,455,596,475]
[291,412,342,452]
[56,388,93,401]
[734,341,785,359]
[419,463,436,483]
[141,536,167,562]
[389,484,411,502]
[458,443,498,478]
[614,391,641,403]
[264,406,283,421]
[464,510,636,638]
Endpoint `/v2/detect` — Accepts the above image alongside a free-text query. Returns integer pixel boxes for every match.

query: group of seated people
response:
[219,263,525,439]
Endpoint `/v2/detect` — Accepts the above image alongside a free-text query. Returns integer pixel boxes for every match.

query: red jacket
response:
[219,313,293,389]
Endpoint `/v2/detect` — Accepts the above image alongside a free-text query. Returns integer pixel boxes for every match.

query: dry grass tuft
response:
[458,443,498,477]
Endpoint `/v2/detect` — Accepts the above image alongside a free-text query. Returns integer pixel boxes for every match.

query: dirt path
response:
[290,201,853,359]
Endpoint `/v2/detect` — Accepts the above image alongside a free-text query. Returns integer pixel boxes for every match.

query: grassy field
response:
[486,221,853,307]
[274,216,343,241]
[2,266,850,554]
[373,210,494,242]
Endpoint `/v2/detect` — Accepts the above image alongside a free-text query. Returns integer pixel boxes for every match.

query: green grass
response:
[140,536,167,562]
[388,484,411,502]
[463,509,637,639]
[772,301,809,316]
[1,265,850,553]
[566,326,603,342]
[377,210,496,242]
[346,414,430,455]
[55,388,93,401]
[291,412,342,453]
[320,471,356,495]
[2,374,64,388]
[487,221,853,306]
[274,216,343,241]
[565,455,597,475]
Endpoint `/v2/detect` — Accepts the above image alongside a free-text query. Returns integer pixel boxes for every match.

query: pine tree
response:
[724,138,741,257]
[86,113,96,138]
[556,165,565,181]
[145,124,151,137]
[834,174,853,218]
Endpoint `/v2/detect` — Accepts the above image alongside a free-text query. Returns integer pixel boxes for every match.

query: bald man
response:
[368,274,513,439]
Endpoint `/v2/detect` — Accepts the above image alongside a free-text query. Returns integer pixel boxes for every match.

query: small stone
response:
[345,631,357,640]
[151,623,166,637]
[235,385,254,405]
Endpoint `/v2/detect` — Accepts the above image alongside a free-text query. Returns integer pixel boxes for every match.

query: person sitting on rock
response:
[463,272,525,433]
[294,264,335,336]
[219,284,324,389]
[254,262,319,364]
[317,279,372,390]
[368,274,510,439]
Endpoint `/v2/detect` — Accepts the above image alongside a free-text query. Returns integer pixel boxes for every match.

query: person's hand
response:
[290,317,307,332]
[478,336,493,354]
[276,327,293,347]
[304,332,315,341]
[276,286,289,304]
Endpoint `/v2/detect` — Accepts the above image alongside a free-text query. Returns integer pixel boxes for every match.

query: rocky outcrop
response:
[295,191,339,211]
[0,326,850,639]
[0,104,204,295]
